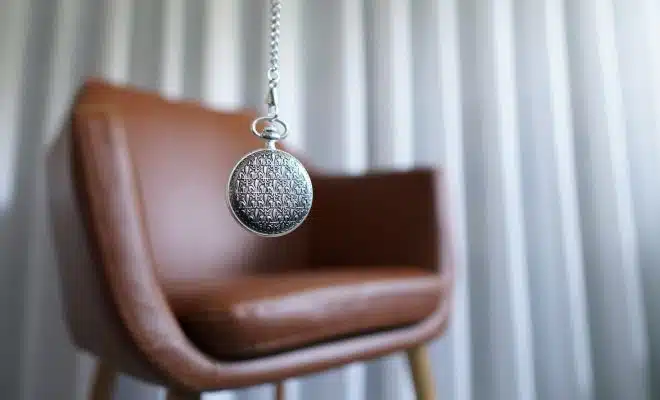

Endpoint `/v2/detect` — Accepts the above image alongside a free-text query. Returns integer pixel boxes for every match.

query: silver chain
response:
[267,0,282,91]
[251,0,288,142]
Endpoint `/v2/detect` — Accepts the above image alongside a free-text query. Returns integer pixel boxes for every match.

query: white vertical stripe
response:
[161,0,185,98]
[100,0,132,83]
[203,0,242,109]
[344,363,366,400]
[374,354,415,400]
[436,0,471,399]
[410,0,442,166]
[300,0,342,170]
[493,0,536,397]
[643,1,660,142]
[204,390,236,400]
[26,0,83,366]
[0,0,31,210]
[398,354,416,400]
[366,0,414,169]
[283,379,301,400]
[299,362,364,400]
[593,0,649,395]
[23,1,86,399]
[636,0,660,397]
[234,383,274,400]
[566,0,650,397]
[276,0,305,152]
[30,1,84,389]
[43,0,82,135]
[0,3,33,398]
[477,0,536,397]
[302,0,367,174]
[300,368,351,400]
[545,0,594,397]
[340,0,368,175]
[515,0,593,397]
[241,0,268,112]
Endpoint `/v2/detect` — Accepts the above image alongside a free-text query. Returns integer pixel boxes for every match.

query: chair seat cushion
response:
[172,267,442,360]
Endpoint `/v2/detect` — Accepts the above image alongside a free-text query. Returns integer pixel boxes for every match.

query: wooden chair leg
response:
[166,389,201,400]
[275,381,285,400]
[406,345,436,400]
[89,362,117,400]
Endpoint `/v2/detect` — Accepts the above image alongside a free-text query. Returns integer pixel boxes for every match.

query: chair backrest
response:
[51,80,309,307]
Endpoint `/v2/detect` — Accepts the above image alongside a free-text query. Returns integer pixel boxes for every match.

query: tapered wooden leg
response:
[89,362,117,400]
[166,389,201,400]
[406,345,436,400]
[275,381,285,400]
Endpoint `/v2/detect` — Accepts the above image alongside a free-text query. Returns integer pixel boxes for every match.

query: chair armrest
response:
[308,169,446,272]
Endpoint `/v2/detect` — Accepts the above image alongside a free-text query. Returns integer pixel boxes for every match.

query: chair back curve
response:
[46,80,309,375]
[47,112,166,382]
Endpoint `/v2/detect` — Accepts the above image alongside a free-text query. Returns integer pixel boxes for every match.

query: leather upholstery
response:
[47,79,454,392]
[175,267,443,360]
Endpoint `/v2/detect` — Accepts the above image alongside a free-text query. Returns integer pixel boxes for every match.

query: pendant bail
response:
[266,86,279,116]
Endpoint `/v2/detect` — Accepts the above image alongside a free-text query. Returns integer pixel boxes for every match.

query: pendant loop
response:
[251,116,288,141]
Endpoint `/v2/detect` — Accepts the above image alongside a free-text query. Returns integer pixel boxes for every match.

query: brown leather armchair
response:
[47,80,454,399]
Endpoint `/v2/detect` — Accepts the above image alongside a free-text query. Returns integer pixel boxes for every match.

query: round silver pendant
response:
[227,148,313,237]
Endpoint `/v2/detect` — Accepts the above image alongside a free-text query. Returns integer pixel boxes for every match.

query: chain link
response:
[268,0,282,89]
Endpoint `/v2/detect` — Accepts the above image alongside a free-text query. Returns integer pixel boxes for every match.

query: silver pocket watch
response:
[226,117,313,237]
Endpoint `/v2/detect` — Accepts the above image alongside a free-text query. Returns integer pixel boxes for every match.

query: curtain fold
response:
[1,0,657,399]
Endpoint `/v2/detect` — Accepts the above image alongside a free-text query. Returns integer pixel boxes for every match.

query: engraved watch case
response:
[227,148,313,237]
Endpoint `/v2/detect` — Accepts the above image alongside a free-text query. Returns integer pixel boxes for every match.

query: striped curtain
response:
[1,0,658,399]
